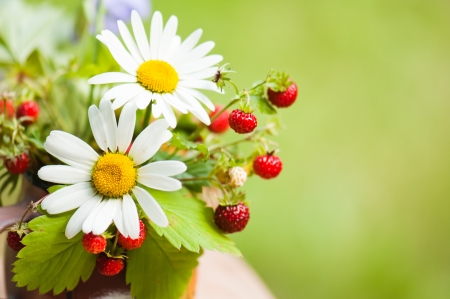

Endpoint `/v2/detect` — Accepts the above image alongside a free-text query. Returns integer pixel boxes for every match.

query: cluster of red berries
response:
[1,99,40,125]
[207,80,298,135]
[82,220,147,276]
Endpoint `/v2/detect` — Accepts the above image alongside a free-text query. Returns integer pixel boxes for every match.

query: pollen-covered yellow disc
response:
[137,60,178,93]
[92,153,137,198]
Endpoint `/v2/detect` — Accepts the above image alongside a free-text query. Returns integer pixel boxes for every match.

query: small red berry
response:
[82,233,107,254]
[268,82,298,108]
[253,154,283,179]
[4,153,30,174]
[118,220,146,250]
[0,99,15,119]
[214,203,250,234]
[7,231,25,251]
[208,105,229,134]
[16,101,40,126]
[228,109,257,134]
[96,253,124,276]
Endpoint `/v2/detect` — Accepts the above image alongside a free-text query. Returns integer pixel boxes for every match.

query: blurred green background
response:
[4,0,450,298]
[151,0,450,298]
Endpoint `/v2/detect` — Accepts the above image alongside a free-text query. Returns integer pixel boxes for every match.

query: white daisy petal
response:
[149,11,163,60]
[178,86,215,111]
[97,31,138,75]
[113,200,126,237]
[44,138,92,171]
[66,195,102,239]
[128,119,171,165]
[178,79,223,93]
[88,105,107,151]
[170,28,202,60]
[138,161,187,176]
[166,35,181,61]
[117,20,144,64]
[88,72,137,85]
[41,182,95,213]
[178,55,223,75]
[134,91,152,110]
[111,85,145,110]
[138,174,182,191]
[99,99,118,151]
[158,15,178,60]
[103,83,141,101]
[162,93,189,113]
[92,199,118,235]
[133,186,168,227]
[176,91,211,125]
[117,102,137,153]
[152,96,162,118]
[123,194,140,239]
[49,131,99,162]
[159,98,177,128]
[83,200,106,234]
[173,41,215,67]
[131,10,151,60]
[179,67,217,81]
[38,165,91,184]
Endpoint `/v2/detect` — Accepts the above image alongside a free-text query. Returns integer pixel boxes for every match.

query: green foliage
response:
[145,188,241,256]
[176,160,214,193]
[12,212,96,294]
[126,224,200,299]
[170,133,209,161]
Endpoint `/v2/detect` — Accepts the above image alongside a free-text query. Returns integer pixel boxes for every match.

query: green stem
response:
[111,230,119,253]
[228,80,240,95]
[142,100,153,131]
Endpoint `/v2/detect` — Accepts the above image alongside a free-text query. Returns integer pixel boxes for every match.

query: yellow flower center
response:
[137,60,178,93]
[92,153,137,198]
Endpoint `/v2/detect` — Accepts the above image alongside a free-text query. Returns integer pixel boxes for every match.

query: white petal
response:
[122,194,140,239]
[178,55,223,75]
[88,72,137,84]
[177,86,215,111]
[38,165,91,184]
[113,200,126,237]
[138,174,182,191]
[92,199,118,235]
[179,67,217,81]
[162,93,189,113]
[117,102,137,153]
[88,105,107,151]
[103,83,140,100]
[133,186,168,227]
[117,20,144,64]
[44,137,92,171]
[178,79,223,93]
[152,93,162,118]
[173,41,215,67]
[134,91,152,110]
[83,200,106,234]
[176,90,211,125]
[166,35,181,61]
[65,195,102,239]
[158,15,178,60]
[111,85,145,110]
[129,119,171,165]
[99,99,118,151]
[41,182,95,213]
[97,30,139,75]
[131,10,151,60]
[171,29,202,60]
[159,98,177,128]
[138,161,187,176]
[149,11,163,60]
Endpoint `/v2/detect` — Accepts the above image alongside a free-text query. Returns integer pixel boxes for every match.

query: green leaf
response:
[127,224,200,299]
[12,212,96,294]
[176,160,214,193]
[253,95,277,115]
[170,133,209,161]
[144,188,241,256]
[47,185,66,194]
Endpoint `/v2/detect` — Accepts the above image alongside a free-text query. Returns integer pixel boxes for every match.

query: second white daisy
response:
[88,10,223,128]
[38,100,186,239]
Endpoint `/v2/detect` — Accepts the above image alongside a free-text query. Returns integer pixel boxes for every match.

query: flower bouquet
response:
[0,1,297,298]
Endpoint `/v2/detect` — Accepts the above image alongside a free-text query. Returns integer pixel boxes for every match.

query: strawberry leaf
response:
[12,211,96,294]
[169,133,209,161]
[126,224,200,299]
[141,188,241,256]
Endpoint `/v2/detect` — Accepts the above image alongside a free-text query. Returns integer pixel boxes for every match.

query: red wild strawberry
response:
[208,105,229,134]
[267,81,298,108]
[96,253,124,276]
[16,101,40,126]
[0,99,15,118]
[214,202,250,233]
[118,220,146,250]
[82,233,107,254]
[7,222,30,251]
[4,153,30,174]
[228,109,257,134]
[253,154,283,179]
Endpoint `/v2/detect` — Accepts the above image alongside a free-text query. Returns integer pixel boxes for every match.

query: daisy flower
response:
[88,10,223,128]
[37,100,186,239]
